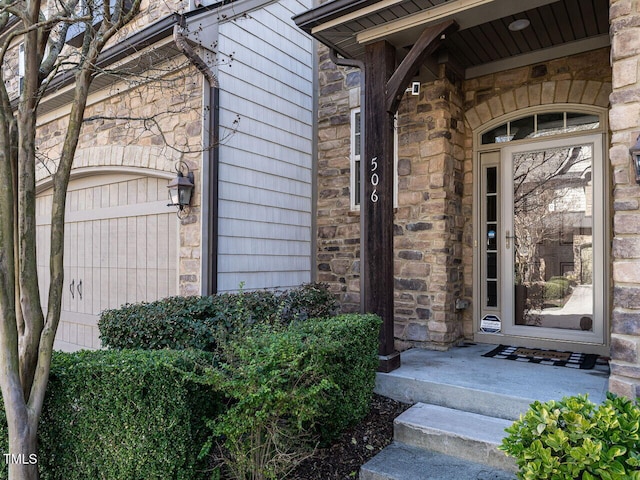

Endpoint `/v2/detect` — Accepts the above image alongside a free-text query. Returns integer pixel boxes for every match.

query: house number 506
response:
[370,157,379,203]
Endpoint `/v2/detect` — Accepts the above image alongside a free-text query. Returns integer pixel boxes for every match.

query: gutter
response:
[173,21,220,296]
[47,13,182,93]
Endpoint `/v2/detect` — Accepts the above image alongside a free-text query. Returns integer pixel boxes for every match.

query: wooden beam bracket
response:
[385,19,459,113]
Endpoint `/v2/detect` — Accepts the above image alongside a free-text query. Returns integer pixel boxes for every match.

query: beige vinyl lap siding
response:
[216,0,314,292]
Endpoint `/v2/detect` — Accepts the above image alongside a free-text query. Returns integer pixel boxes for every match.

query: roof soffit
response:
[297,0,610,79]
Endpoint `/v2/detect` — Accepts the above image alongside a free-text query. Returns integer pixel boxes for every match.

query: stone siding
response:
[36,64,203,296]
[316,46,362,311]
[461,48,612,340]
[316,46,467,349]
[609,0,640,398]
[394,69,466,349]
[316,43,614,351]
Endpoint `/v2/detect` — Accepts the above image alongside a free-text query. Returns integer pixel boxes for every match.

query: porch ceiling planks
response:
[437,0,609,70]
[296,0,610,79]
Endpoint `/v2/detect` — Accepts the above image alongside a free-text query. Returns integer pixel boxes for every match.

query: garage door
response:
[37,173,178,351]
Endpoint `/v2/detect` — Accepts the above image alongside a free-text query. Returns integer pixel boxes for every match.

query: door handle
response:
[77,280,83,300]
[70,279,75,299]
[505,230,515,249]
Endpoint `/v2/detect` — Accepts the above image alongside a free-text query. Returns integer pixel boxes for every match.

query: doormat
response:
[482,345,599,369]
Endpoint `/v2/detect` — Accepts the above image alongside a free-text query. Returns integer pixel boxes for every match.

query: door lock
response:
[505,230,515,249]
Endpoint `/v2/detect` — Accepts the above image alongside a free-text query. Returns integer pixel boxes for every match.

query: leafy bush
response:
[98,282,337,351]
[294,314,382,441]
[0,310,377,480]
[209,313,381,480]
[500,393,640,480]
[544,277,572,300]
[0,350,220,480]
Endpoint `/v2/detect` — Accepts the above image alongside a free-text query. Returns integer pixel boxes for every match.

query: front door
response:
[477,132,606,353]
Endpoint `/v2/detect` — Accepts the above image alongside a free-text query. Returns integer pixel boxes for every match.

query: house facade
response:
[296,0,640,396]
[4,0,314,350]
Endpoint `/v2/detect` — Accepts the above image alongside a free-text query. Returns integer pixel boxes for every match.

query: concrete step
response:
[394,403,516,473]
[359,443,516,480]
[374,345,609,421]
[361,345,609,479]
[376,373,530,421]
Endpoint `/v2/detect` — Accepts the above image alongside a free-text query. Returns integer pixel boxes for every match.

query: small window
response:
[351,109,361,208]
[481,112,600,145]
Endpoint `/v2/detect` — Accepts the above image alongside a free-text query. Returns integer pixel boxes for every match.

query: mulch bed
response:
[290,394,409,480]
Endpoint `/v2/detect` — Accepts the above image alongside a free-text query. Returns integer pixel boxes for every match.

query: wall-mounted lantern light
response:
[167,161,195,215]
[630,134,640,184]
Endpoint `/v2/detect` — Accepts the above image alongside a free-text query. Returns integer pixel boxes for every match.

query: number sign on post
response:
[370,157,379,203]
[362,40,400,372]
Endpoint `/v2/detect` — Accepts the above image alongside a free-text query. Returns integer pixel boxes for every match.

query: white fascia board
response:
[311,0,405,34]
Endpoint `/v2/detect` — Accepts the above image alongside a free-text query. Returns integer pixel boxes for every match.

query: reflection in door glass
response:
[512,144,593,331]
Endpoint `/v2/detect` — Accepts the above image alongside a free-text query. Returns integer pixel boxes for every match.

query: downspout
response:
[174,22,220,295]
[328,49,368,313]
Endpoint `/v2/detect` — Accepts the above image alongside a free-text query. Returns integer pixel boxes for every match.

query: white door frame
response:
[501,133,605,345]
[474,131,609,355]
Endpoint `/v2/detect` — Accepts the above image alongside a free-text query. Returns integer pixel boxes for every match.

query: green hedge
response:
[210,313,381,478]
[98,283,337,351]
[0,312,379,480]
[0,349,220,480]
[294,313,382,441]
[545,276,572,300]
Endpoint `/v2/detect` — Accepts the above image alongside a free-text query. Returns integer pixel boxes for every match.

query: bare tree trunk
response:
[6,419,38,480]
[0,3,143,478]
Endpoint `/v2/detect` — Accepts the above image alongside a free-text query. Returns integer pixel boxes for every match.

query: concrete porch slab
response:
[375,343,609,420]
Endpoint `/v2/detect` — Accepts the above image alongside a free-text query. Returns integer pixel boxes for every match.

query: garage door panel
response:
[80,267,90,315]
[136,217,146,269]
[92,266,101,314]
[157,268,169,299]
[117,218,127,268]
[126,267,137,305]
[147,215,158,269]
[37,174,179,352]
[116,267,127,308]
[158,214,169,270]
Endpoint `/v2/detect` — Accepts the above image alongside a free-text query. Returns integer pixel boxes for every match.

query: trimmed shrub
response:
[210,313,381,480]
[0,312,376,480]
[500,393,640,480]
[8,349,219,480]
[98,283,337,351]
[293,313,382,441]
[544,276,571,300]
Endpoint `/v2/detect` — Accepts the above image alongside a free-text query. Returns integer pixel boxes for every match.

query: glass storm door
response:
[501,134,604,345]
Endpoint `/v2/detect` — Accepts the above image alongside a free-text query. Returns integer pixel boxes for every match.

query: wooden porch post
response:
[362,40,400,372]
[361,21,458,372]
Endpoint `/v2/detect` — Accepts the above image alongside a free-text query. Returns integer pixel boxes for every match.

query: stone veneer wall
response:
[609,0,640,398]
[316,46,362,312]
[36,64,203,296]
[317,43,615,352]
[461,47,612,341]
[316,43,467,349]
[394,68,466,349]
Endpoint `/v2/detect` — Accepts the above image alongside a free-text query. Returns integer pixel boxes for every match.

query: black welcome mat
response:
[482,345,599,370]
